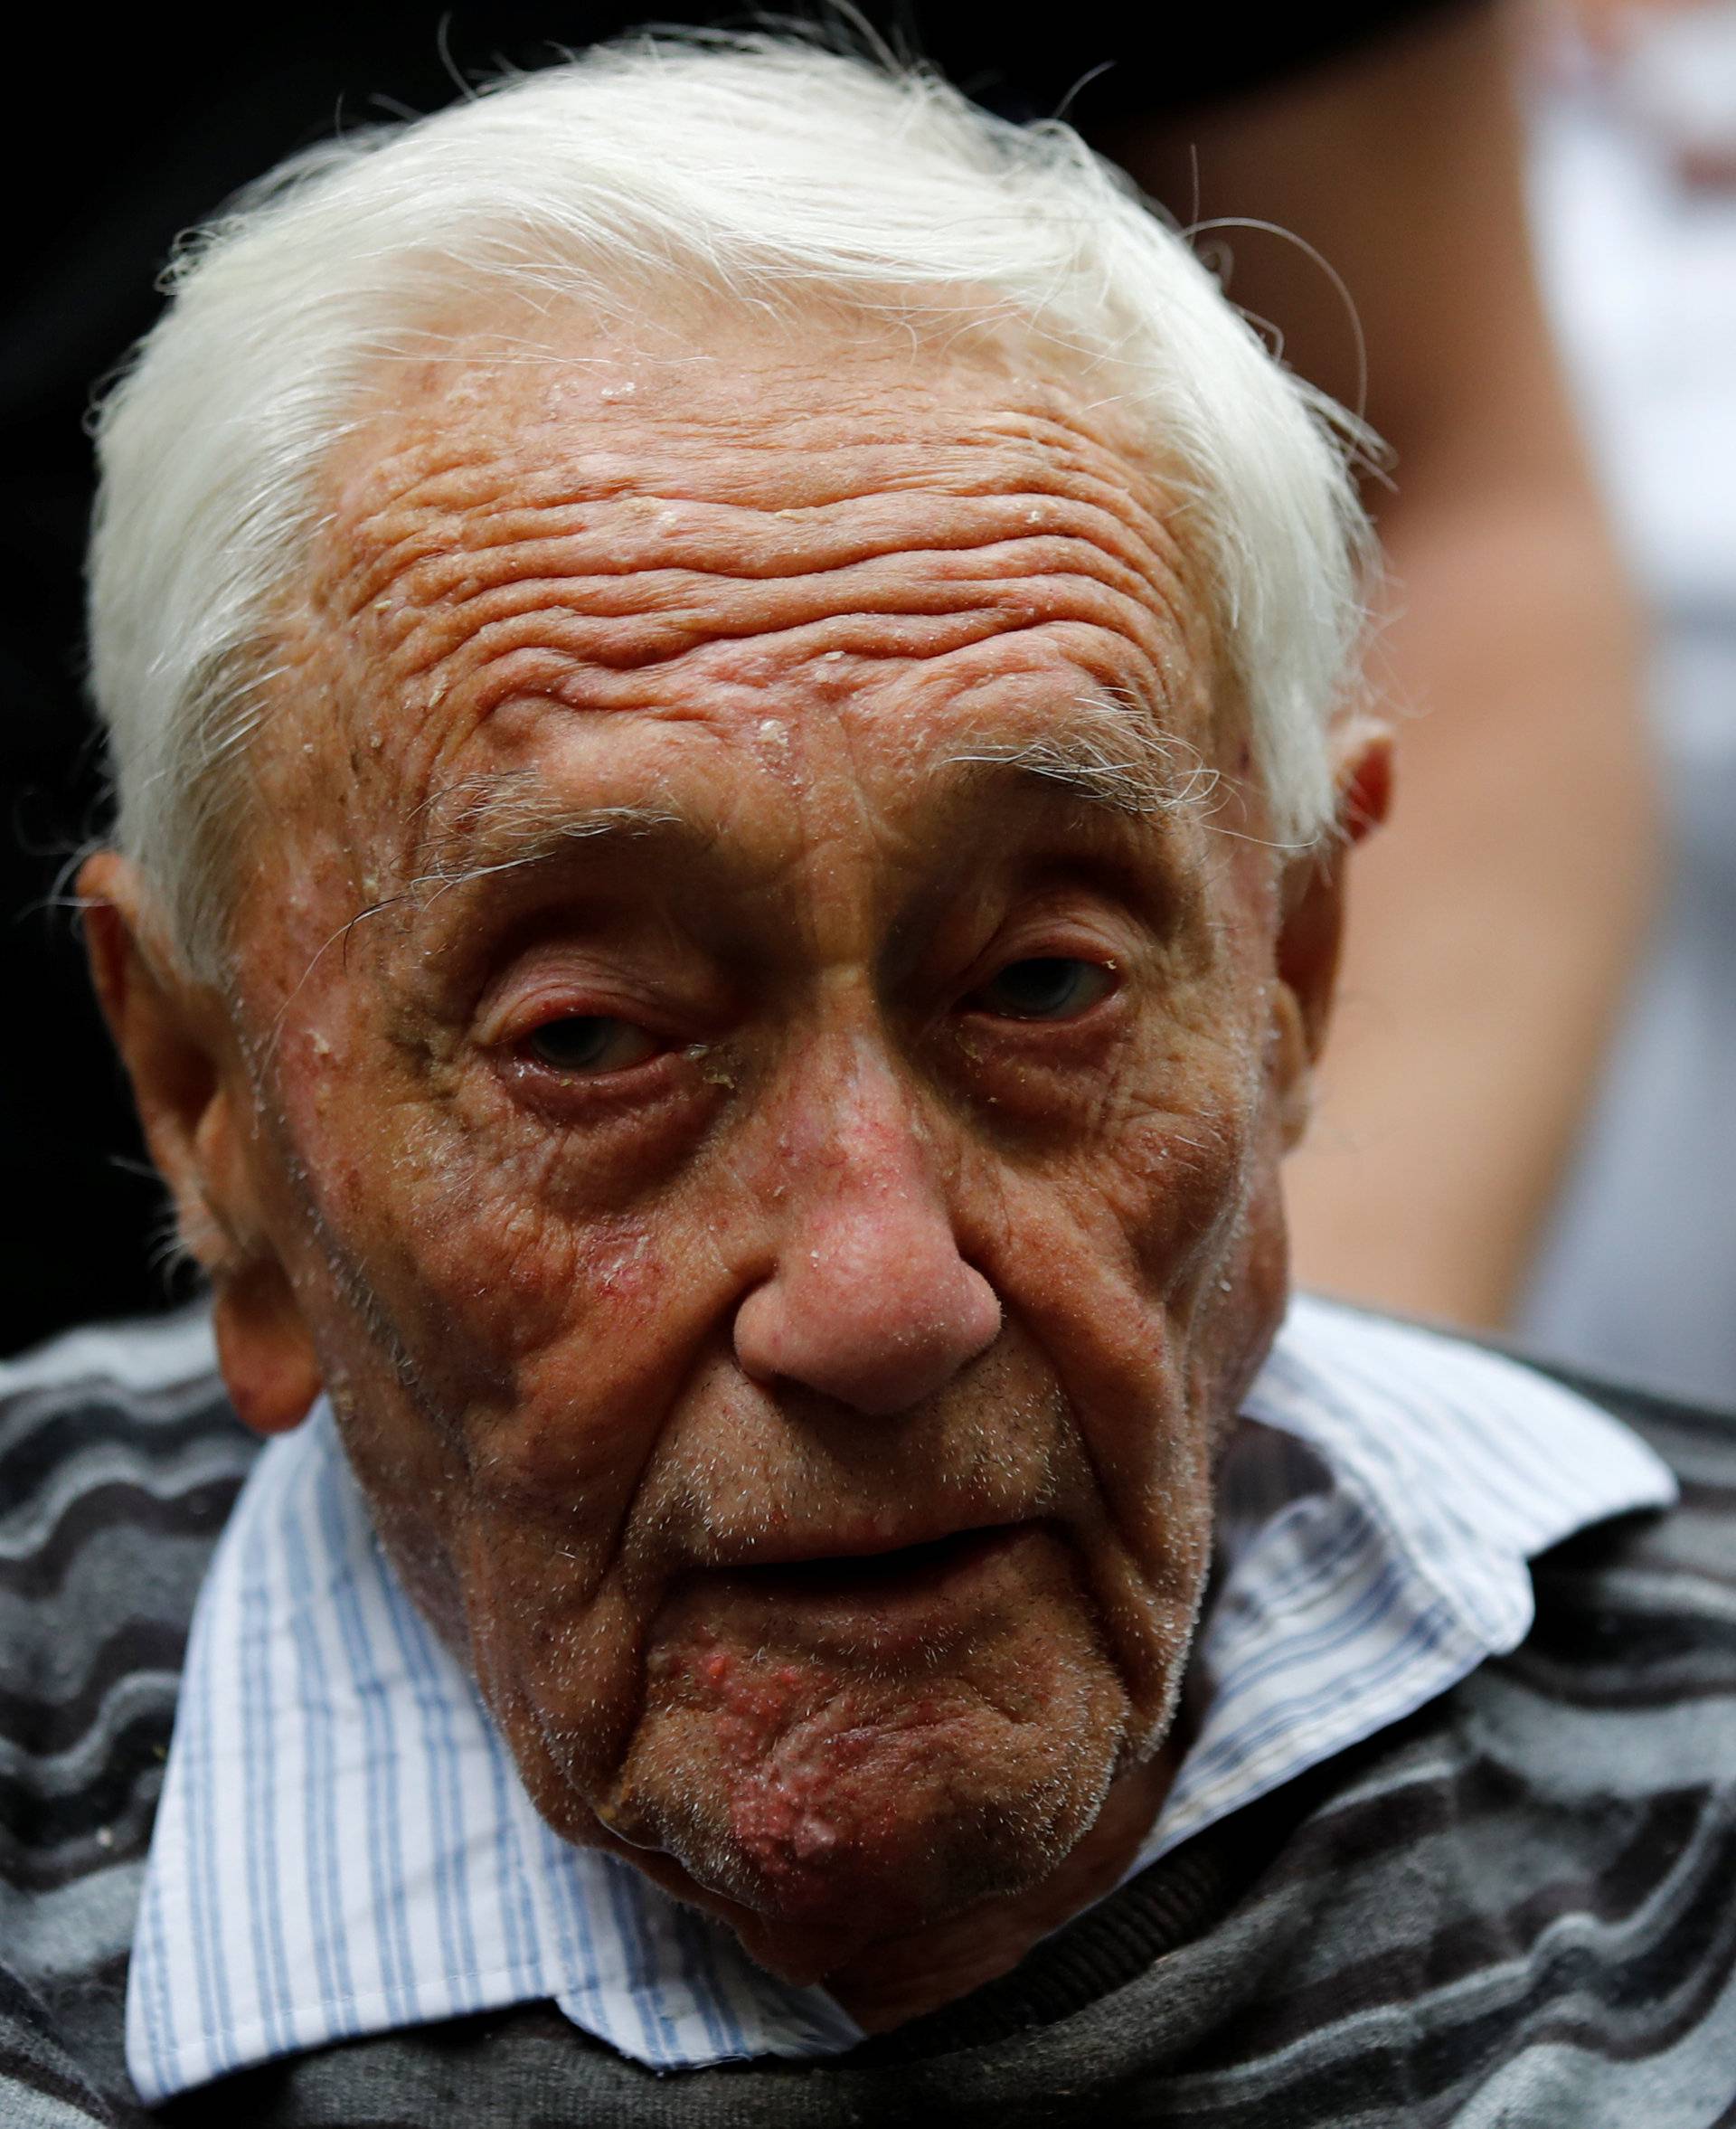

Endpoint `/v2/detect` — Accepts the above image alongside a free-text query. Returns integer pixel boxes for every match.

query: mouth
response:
[655,1522,1062,1662]
[642,1520,1083,1710]
[733,1524,1019,1601]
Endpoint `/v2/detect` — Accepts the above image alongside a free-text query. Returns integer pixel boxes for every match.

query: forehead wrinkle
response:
[379,572,1185,721]
[350,497,1175,628]
[336,406,1187,591]
[320,368,1203,649]
[346,520,1208,762]
[333,484,1194,722]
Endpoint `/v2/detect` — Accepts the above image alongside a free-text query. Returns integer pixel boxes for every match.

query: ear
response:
[1270,729,1392,1150]
[79,852,321,1437]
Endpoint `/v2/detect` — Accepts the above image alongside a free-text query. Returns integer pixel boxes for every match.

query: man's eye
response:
[968,957,1114,1022]
[525,1016,661,1074]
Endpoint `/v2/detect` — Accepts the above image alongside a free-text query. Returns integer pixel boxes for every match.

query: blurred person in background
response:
[1,0,1655,1356]
[1518,0,1736,1403]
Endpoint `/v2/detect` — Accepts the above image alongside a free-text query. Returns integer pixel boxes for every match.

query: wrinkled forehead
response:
[309,298,1214,654]
[254,303,1239,918]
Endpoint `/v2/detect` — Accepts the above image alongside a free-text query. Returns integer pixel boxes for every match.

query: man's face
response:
[168,316,1323,1980]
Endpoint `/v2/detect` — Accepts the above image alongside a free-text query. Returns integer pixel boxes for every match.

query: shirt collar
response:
[126,1298,1675,2105]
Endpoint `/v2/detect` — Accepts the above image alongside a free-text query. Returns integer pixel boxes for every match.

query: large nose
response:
[733,1051,1002,1416]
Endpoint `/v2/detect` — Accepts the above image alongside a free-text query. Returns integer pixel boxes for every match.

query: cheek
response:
[295,1084,656,1349]
[462,1504,644,1711]
[1116,1098,1258,1294]
[973,1002,1277,1604]
[1044,1008,1268,1307]
[279,1078,735,1544]
[1180,1146,1289,1459]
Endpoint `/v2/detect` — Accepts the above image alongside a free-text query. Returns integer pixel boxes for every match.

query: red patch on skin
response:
[692,1651,849,1870]
[693,1651,834,1871]
[687,1643,954,1888]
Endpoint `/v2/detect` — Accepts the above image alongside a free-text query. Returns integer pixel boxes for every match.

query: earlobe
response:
[212,1267,323,1435]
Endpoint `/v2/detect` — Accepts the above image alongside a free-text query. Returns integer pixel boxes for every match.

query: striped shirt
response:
[117,1295,1674,2105]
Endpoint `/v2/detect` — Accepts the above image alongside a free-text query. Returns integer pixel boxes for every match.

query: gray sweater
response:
[3,1341,1733,2126]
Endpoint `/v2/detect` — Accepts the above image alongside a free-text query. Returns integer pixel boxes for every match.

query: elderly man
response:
[4,33,1732,2128]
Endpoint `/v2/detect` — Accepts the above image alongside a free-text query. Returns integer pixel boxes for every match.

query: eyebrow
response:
[940,692,1218,819]
[403,696,1215,903]
[405,796,684,900]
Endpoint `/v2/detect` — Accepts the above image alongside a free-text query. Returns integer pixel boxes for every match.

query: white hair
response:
[87,28,1373,979]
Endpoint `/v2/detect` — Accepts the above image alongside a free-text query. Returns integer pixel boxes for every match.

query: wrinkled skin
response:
[84,310,1371,2025]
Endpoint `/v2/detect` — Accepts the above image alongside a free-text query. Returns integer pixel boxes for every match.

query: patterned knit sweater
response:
[3,1339,1733,2127]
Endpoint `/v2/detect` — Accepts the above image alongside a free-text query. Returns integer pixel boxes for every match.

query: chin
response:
[591,1644,1131,1961]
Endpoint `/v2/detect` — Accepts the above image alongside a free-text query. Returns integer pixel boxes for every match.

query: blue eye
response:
[971,957,1113,1021]
[526,1017,660,1074]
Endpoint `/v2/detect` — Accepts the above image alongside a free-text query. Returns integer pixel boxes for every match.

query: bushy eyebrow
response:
[403,695,1215,902]
[941,691,1218,819]
[405,796,683,900]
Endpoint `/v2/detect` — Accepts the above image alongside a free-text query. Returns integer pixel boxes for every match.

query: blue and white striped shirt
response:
[124,1297,1675,2105]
